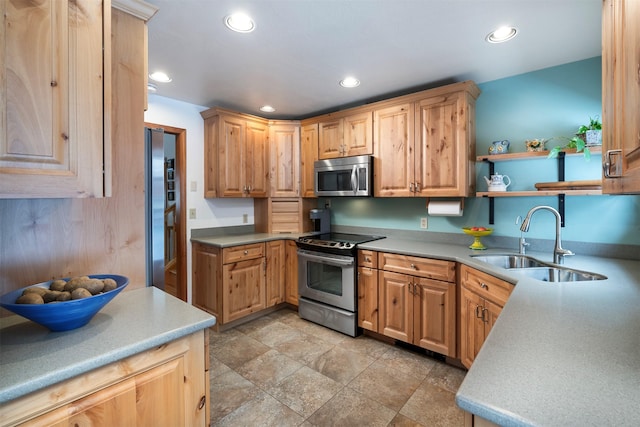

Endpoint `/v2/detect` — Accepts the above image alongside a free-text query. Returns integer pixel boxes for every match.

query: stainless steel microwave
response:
[314,155,373,197]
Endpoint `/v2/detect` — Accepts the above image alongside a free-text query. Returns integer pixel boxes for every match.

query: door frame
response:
[145,122,187,301]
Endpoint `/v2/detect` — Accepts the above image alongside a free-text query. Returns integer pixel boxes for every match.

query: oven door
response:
[297,249,356,312]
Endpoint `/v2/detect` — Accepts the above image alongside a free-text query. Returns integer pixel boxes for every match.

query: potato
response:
[16,293,44,304]
[42,290,62,303]
[81,278,104,295]
[64,276,89,292]
[49,279,67,291]
[71,288,92,300]
[56,291,72,302]
[22,287,48,297]
[102,278,117,292]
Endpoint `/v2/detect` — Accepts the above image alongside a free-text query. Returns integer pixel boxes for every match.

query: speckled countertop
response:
[0,287,216,403]
[359,237,640,427]
[191,232,310,247]
[198,231,640,425]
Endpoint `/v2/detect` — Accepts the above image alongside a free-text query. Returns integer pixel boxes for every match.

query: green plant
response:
[548,117,601,160]
[577,116,602,133]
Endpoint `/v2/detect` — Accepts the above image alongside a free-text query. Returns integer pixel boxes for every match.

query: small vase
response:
[525,139,547,152]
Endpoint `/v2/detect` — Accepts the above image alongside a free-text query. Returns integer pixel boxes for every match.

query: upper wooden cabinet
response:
[300,123,319,197]
[0,0,111,198]
[602,0,640,194]
[269,121,300,197]
[374,82,480,197]
[317,111,373,159]
[200,108,269,198]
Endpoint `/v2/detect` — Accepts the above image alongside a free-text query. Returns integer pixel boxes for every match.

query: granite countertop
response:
[0,287,216,403]
[360,237,640,426]
[191,232,311,248]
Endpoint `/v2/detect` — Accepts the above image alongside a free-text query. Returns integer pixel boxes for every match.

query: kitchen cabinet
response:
[300,123,319,197]
[2,331,209,427]
[269,121,300,197]
[377,252,457,356]
[602,0,640,193]
[192,241,267,325]
[254,197,315,233]
[374,81,480,197]
[285,240,299,305]
[200,108,269,198]
[317,111,373,159]
[0,0,111,198]
[459,265,513,369]
[266,240,285,307]
[357,249,379,332]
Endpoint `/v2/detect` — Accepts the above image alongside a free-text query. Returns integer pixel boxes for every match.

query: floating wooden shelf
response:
[477,189,602,197]
[477,146,602,162]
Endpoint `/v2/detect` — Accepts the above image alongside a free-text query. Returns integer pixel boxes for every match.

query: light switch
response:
[189,208,196,219]
[190,181,197,192]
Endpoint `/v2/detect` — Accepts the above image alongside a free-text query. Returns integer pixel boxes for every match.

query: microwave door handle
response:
[351,165,358,194]
[298,251,354,267]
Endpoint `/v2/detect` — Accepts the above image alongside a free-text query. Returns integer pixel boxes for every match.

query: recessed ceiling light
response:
[340,77,360,88]
[149,71,172,83]
[486,26,518,43]
[259,105,275,113]
[147,83,158,93]
[225,13,255,33]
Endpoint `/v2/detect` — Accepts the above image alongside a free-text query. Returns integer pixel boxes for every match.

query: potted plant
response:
[548,116,601,160]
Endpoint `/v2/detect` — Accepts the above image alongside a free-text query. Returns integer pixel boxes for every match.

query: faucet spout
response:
[519,206,574,264]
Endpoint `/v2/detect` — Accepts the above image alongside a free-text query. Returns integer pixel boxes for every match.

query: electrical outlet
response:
[420,217,428,229]
[190,181,197,192]
[189,208,196,219]
[242,213,248,223]
[325,199,331,209]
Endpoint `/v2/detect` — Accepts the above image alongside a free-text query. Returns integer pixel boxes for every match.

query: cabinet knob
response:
[410,263,417,269]
[365,256,371,262]
[244,250,248,255]
[480,283,488,289]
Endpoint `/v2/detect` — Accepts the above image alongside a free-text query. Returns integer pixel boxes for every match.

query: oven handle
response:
[297,249,354,267]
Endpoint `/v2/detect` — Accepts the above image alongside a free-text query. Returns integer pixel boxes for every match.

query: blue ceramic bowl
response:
[0,274,129,331]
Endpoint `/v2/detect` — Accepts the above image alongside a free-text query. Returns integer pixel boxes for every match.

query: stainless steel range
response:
[296,232,384,336]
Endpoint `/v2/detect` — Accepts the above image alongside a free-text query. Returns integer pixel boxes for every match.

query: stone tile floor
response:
[209,308,467,426]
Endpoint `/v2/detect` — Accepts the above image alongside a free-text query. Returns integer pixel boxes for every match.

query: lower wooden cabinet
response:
[266,240,286,307]
[357,250,379,332]
[4,332,209,427]
[459,265,513,369]
[377,253,457,357]
[285,240,299,305]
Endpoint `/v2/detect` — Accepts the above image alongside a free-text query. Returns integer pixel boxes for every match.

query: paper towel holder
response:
[426,198,464,216]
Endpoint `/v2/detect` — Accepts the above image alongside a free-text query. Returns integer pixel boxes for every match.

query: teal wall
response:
[327,57,640,246]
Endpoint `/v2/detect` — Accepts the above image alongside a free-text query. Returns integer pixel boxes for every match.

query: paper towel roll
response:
[427,200,463,216]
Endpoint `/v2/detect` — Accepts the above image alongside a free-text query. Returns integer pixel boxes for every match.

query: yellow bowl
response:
[461,227,493,237]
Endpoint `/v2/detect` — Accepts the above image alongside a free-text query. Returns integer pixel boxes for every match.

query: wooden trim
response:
[112,0,158,21]
[145,123,188,302]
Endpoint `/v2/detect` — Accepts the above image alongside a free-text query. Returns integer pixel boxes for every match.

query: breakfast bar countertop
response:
[0,287,216,404]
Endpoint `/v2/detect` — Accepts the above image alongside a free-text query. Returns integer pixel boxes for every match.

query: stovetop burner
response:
[297,232,384,254]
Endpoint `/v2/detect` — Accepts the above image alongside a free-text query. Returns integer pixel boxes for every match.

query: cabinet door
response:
[602,0,640,193]
[483,298,504,341]
[245,119,269,197]
[266,240,285,307]
[192,244,221,318]
[203,116,218,198]
[415,93,468,196]
[357,266,378,332]
[373,103,415,197]
[0,0,108,198]
[318,119,344,159]
[300,123,318,197]
[413,278,456,357]
[285,240,299,305]
[218,115,246,197]
[460,286,487,369]
[344,112,373,156]
[269,123,300,197]
[222,258,266,323]
[378,270,412,342]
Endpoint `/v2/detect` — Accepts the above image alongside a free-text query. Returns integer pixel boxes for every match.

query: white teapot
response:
[484,174,511,191]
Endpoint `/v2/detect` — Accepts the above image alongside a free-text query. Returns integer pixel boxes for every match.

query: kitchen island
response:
[0,287,216,426]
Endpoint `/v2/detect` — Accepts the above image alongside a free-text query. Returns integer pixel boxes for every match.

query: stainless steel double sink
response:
[471,254,607,282]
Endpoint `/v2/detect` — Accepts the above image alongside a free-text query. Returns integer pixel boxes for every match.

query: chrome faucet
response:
[515,215,530,254]
[520,206,574,264]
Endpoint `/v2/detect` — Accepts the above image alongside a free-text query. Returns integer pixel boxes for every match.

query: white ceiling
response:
[146,0,602,120]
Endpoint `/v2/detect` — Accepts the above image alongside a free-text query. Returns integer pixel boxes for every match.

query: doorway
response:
[145,122,187,302]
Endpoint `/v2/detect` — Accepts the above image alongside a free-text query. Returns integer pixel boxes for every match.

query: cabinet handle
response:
[475,305,483,319]
[410,263,417,270]
[408,282,413,294]
[198,395,206,410]
[243,250,248,255]
[482,307,489,323]
[365,256,371,262]
[603,149,622,178]
[414,182,421,193]
[480,283,488,289]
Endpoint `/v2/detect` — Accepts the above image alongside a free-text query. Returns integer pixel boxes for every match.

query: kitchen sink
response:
[470,253,607,282]
[470,254,548,269]
[508,266,607,282]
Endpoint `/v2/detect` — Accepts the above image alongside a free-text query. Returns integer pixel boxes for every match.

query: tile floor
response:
[209,308,467,426]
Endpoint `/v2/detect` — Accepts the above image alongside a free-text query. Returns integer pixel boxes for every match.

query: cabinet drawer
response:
[223,243,265,264]
[378,252,455,282]
[460,264,513,306]
[271,200,300,213]
[358,250,378,268]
